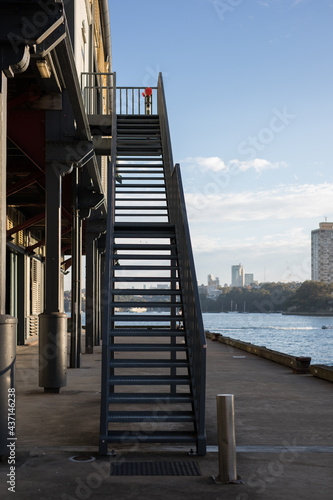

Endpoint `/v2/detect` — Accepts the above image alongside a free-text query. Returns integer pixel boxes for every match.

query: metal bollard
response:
[213,394,242,484]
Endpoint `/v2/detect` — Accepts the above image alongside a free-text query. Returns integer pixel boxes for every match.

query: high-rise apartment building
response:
[231,264,244,287]
[245,273,254,286]
[311,222,333,283]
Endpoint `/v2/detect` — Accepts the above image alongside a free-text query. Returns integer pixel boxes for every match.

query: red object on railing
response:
[142,87,153,97]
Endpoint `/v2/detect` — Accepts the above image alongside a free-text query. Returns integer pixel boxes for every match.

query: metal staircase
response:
[98,74,206,455]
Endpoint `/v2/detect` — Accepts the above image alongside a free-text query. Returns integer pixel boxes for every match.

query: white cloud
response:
[191,227,309,256]
[183,156,286,174]
[185,182,333,222]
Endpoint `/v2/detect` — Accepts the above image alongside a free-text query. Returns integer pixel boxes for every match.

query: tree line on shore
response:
[199,281,333,314]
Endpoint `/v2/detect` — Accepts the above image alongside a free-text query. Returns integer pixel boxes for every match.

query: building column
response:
[85,228,95,354]
[0,72,17,456]
[94,245,101,346]
[70,167,82,368]
[39,163,67,393]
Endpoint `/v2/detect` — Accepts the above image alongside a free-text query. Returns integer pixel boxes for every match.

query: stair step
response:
[117,116,159,122]
[108,393,192,404]
[114,190,167,194]
[115,197,167,201]
[112,277,179,283]
[109,359,189,368]
[117,145,162,157]
[115,206,167,210]
[115,221,174,227]
[111,314,182,321]
[116,169,163,173]
[112,265,178,271]
[112,302,181,307]
[115,214,169,218]
[109,344,187,352]
[109,375,190,385]
[115,183,165,188]
[107,411,194,423]
[117,128,160,134]
[116,157,163,162]
[113,243,175,250]
[105,431,197,444]
[110,329,185,337]
[115,177,165,181]
[112,255,176,261]
[111,289,181,295]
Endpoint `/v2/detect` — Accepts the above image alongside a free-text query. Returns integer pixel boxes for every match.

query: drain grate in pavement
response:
[110,461,201,476]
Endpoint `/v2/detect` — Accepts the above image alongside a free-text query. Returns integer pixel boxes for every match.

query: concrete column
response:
[39,163,67,392]
[0,72,18,456]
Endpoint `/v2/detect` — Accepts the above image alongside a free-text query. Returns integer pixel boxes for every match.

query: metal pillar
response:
[17,254,28,345]
[0,72,18,456]
[39,162,67,392]
[94,246,101,346]
[70,167,82,368]
[85,230,95,353]
[213,394,241,484]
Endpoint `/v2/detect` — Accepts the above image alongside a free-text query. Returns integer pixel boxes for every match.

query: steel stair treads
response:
[107,431,197,444]
[109,329,185,337]
[109,393,192,404]
[109,344,187,352]
[100,106,204,457]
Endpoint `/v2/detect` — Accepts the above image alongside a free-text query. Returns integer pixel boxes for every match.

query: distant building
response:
[207,274,220,288]
[207,274,221,297]
[245,273,254,286]
[311,222,333,283]
[231,264,244,287]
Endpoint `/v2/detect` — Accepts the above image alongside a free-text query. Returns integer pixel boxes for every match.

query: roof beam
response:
[7,172,44,197]
[7,212,45,237]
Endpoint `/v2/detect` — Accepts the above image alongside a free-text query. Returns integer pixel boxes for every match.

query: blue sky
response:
[108,0,333,286]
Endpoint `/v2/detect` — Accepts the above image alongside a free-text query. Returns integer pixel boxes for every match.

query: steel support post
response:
[16,254,27,345]
[0,72,18,456]
[85,230,95,353]
[39,162,67,392]
[94,246,101,346]
[70,167,82,368]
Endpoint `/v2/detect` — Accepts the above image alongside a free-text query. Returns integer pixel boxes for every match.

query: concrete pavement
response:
[0,333,332,499]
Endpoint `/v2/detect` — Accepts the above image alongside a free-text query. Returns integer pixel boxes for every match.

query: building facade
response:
[231,263,244,287]
[245,273,254,286]
[311,222,333,283]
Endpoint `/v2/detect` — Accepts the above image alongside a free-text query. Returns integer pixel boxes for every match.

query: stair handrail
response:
[81,71,113,115]
[157,73,206,454]
[100,71,117,451]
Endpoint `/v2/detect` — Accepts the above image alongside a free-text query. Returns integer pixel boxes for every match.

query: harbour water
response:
[203,312,333,366]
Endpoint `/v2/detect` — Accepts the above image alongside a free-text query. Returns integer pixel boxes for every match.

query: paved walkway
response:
[1,335,332,499]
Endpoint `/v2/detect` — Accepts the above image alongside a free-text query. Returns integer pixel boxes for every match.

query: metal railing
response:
[157,73,207,455]
[117,87,157,115]
[81,72,114,115]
